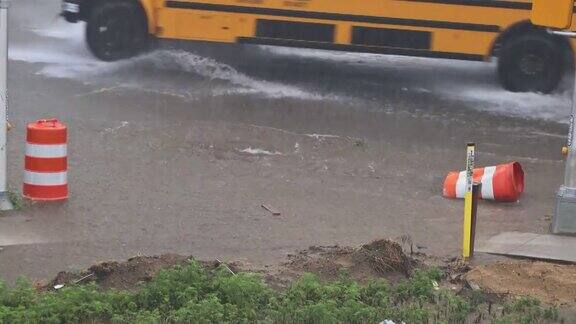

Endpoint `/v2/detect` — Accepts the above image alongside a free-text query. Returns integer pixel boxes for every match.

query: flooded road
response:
[0,0,571,282]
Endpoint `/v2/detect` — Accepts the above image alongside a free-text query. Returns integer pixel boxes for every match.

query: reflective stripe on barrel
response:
[480,166,496,200]
[25,144,67,158]
[24,171,67,186]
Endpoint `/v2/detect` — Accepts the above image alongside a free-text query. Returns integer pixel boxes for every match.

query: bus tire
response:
[498,32,564,93]
[86,1,149,61]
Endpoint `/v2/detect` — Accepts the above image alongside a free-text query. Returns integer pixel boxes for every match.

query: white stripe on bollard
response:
[24,171,67,186]
[25,143,67,158]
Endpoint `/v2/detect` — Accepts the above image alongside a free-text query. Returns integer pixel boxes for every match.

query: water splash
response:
[10,22,327,100]
[264,46,572,123]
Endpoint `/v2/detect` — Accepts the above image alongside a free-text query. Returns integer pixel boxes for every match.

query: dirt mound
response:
[88,254,192,290]
[278,239,416,284]
[40,240,576,310]
[360,239,413,274]
[466,261,576,306]
[48,254,192,291]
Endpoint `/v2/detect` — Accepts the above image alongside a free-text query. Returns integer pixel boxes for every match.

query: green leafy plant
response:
[495,297,559,324]
[6,189,26,211]
[0,262,563,324]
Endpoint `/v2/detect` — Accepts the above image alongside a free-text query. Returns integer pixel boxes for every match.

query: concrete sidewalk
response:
[478,231,576,262]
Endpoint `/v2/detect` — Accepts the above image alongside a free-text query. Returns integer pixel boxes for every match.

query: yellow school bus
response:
[61,0,576,93]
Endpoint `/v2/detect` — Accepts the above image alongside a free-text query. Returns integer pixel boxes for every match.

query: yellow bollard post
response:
[462,143,475,260]
[469,182,481,258]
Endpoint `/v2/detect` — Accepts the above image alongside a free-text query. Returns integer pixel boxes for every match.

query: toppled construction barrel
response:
[443,162,524,202]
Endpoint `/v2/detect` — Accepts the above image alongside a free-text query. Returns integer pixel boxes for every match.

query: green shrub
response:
[495,297,559,324]
[135,261,208,313]
[0,262,562,324]
[393,268,442,303]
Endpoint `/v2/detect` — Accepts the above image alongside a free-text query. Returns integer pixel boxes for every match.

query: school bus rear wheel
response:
[86,1,149,61]
[497,33,564,94]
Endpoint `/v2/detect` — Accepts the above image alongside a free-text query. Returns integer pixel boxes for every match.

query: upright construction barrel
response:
[23,119,68,201]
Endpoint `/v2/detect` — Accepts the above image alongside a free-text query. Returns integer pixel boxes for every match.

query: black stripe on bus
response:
[256,19,335,42]
[238,37,486,61]
[165,1,501,33]
[399,0,531,10]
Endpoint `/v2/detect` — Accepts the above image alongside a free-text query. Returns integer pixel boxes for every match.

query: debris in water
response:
[262,204,281,216]
[102,121,129,134]
[75,86,120,98]
[305,133,340,140]
[241,148,282,156]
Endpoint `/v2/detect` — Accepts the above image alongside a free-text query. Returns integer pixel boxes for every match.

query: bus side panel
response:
[153,0,521,60]
[431,30,496,56]
[156,9,255,42]
[162,0,515,29]
[156,9,498,58]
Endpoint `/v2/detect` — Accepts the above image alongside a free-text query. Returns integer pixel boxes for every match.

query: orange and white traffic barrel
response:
[443,162,524,202]
[23,119,68,201]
